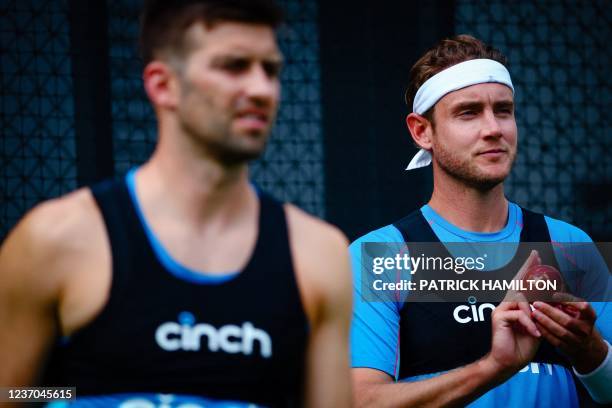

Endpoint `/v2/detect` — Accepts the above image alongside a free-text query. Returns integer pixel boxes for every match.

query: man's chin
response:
[219,150,264,166]
[439,161,509,191]
[216,143,267,166]
[466,169,510,191]
[210,132,269,165]
[469,176,506,191]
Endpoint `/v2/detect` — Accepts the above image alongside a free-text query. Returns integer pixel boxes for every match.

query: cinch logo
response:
[453,303,496,324]
[118,393,262,408]
[155,312,272,358]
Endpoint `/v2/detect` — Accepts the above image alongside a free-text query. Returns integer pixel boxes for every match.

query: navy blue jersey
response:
[43,170,309,407]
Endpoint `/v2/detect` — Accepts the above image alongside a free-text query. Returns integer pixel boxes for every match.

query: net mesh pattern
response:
[0,0,77,239]
[456,0,611,239]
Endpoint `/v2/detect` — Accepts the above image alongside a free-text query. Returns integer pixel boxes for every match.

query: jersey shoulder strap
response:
[393,206,553,243]
[393,209,438,242]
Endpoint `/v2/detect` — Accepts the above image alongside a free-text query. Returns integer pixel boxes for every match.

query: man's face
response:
[174,22,282,165]
[429,83,517,190]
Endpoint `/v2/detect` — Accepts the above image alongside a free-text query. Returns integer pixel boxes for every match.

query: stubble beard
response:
[178,81,271,167]
[210,132,269,166]
[184,119,270,167]
[433,140,516,192]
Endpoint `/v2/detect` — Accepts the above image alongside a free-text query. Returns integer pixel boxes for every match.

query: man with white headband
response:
[350,35,611,407]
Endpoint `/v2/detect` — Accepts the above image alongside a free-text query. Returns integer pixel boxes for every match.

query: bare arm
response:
[286,206,353,408]
[353,299,541,408]
[354,359,502,408]
[0,205,63,386]
[304,236,352,408]
[353,251,544,408]
[0,189,106,388]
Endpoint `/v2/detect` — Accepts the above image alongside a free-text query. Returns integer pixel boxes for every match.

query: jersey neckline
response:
[419,202,520,242]
[125,167,241,285]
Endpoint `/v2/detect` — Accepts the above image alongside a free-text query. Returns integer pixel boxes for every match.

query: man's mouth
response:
[477,148,507,158]
[235,110,269,130]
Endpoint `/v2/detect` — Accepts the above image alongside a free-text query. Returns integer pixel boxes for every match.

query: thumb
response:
[515,250,541,281]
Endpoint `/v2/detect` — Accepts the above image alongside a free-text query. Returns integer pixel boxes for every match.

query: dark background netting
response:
[107,0,155,179]
[1,0,610,241]
[107,0,324,216]
[456,0,612,240]
[1,0,77,239]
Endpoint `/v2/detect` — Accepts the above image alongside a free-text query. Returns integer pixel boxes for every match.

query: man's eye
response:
[495,108,512,116]
[460,110,476,117]
[223,59,249,72]
[263,62,282,78]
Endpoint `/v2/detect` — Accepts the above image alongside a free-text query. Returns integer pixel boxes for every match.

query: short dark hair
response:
[139,0,284,65]
[405,35,508,123]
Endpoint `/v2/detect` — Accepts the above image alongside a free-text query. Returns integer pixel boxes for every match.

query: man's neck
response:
[135,130,256,228]
[428,171,509,233]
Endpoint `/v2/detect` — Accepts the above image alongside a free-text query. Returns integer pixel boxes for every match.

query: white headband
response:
[406,58,514,170]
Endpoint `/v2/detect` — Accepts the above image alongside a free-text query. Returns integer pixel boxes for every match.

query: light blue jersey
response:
[350,202,611,407]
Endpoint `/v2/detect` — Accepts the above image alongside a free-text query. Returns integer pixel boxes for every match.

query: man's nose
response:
[244,65,278,104]
[481,109,503,138]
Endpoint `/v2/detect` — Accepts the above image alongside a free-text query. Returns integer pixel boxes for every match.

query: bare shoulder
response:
[5,188,102,251]
[0,188,105,292]
[284,203,349,254]
[284,204,351,320]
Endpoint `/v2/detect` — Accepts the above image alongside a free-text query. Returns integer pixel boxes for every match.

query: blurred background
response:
[1,0,610,242]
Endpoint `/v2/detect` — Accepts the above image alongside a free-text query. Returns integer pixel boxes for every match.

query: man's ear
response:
[143,61,180,110]
[406,112,434,150]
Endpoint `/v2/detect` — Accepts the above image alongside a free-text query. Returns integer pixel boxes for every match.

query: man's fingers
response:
[549,297,596,322]
[532,307,582,344]
[533,301,595,336]
[535,322,562,347]
[517,300,533,321]
[498,309,541,338]
[532,302,572,326]
[496,298,542,338]
[496,300,516,311]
